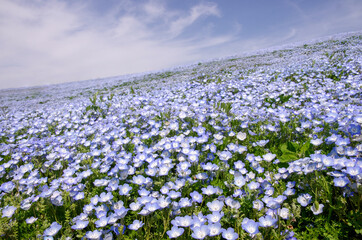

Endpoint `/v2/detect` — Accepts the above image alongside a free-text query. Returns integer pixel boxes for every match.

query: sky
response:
[0,0,362,90]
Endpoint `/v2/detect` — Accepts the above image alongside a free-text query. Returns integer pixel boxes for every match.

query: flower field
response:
[0,33,361,239]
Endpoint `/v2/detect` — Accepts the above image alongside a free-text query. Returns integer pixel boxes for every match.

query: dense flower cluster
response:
[0,33,361,239]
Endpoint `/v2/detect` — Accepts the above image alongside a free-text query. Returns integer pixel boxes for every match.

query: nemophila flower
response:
[119,183,132,195]
[310,138,323,146]
[263,153,276,162]
[274,195,287,204]
[335,137,350,146]
[242,218,259,235]
[348,124,361,136]
[225,197,241,209]
[158,196,171,208]
[144,202,160,212]
[2,205,16,218]
[264,186,274,196]
[138,196,153,205]
[191,225,209,239]
[73,213,89,222]
[191,217,203,228]
[129,219,144,230]
[26,216,38,224]
[218,150,232,162]
[278,208,290,219]
[234,160,245,169]
[195,172,209,180]
[73,192,85,201]
[222,227,239,240]
[253,199,264,211]
[108,213,120,225]
[168,190,181,199]
[234,176,246,187]
[83,204,94,214]
[297,193,312,207]
[202,185,217,195]
[255,139,269,147]
[177,215,194,227]
[159,164,172,176]
[286,181,295,188]
[71,220,89,230]
[345,166,361,176]
[179,197,192,208]
[248,181,260,191]
[207,211,224,223]
[283,188,295,196]
[206,153,215,160]
[114,207,128,218]
[322,155,335,167]
[201,162,219,171]
[167,226,184,238]
[190,191,203,203]
[207,199,224,212]
[259,215,277,228]
[85,230,102,240]
[266,200,280,210]
[132,175,147,185]
[95,216,109,228]
[208,222,222,236]
[93,179,109,187]
[44,222,62,237]
[236,132,247,141]
[333,176,350,187]
[311,202,324,215]
[194,212,207,225]
[0,181,15,193]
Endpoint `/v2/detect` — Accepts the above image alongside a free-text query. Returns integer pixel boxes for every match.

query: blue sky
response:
[1,0,362,89]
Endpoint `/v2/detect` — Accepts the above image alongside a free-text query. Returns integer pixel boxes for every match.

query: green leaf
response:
[279,152,299,162]
[287,141,297,152]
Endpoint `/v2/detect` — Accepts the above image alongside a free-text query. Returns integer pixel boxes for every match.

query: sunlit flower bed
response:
[0,34,361,239]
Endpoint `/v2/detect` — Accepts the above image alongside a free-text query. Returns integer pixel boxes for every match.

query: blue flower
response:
[206,223,221,236]
[345,166,361,176]
[278,207,290,219]
[206,211,224,223]
[0,181,15,193]
[71,220,89,230]
[348,124,361,136]
[190,191,203,203]
[259,215,277,228]
[333,176,350,187]
[242,218,259,235]
[222,227,238,240]
[99,192,113,203]
[43,222,62,237]
[207,199,224,212]
[129,219,144,230]
[311,202,324,215]
[26,216,38,224]
[166,226,184,238]
[191,225,209,239]
[85,230,102,240]
[297,193,312,207]
[201,185,217,195]
[119,183,132,195]
[247,181,260,191]
[95,216,109,228]
[252,199,264,211]
[2,205,17,218]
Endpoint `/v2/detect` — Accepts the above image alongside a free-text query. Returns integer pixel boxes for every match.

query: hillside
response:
[0,32,361,239]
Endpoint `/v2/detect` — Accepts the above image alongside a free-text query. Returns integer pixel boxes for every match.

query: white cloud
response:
[0,0,231,89]
[169,2,221,37]
[1,0,361,89]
